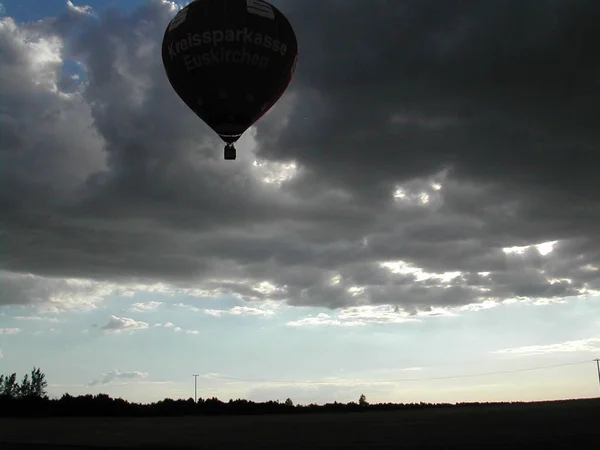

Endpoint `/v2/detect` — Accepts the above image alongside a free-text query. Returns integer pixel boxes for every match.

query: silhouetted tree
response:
[1,368,46,401]
[19,374,32,398]
[30,367,48,398]
[1,373,19,399]
[2,366,598,418]
[359,393,368,407]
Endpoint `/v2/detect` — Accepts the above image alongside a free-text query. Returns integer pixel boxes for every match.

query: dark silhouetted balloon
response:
[162,0,298,160]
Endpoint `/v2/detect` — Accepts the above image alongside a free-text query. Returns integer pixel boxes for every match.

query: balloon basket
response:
[224,144,237,160]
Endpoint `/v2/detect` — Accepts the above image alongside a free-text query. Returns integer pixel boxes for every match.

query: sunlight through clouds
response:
[380,261,462,283]
[0,18,63,91]
[503,241,559,256]
[252,159,299,185]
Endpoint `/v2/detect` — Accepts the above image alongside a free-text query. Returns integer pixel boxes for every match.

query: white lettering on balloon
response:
[167,29,289,60]
[246,0,275,20]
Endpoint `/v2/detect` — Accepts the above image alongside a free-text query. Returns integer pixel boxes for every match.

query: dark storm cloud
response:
[1,0,598,312]
[259,0,600,217]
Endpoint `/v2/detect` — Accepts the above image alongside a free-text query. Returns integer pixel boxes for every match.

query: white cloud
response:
[153,322,171,327]
[13,316,61,323]
[100,315,149,333]
[153,321,198,335]
[174,303,203,312]
[231,305,276,316]
[127,301,163,312]
[287,313,366,328]
[338,305,421,324]
[200,372,221,379]
[204,305,276,318]
[287,305,426,328]
[33,328,58,336]
[0,328,21,335]
[493,338,600,356]
[66,0,94,16]
[88,369,149,386]
[458,301,500,312]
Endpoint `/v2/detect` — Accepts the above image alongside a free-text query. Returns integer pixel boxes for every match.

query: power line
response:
[202,359,593,385]
[594,358,600,395]
[59,359,596,390]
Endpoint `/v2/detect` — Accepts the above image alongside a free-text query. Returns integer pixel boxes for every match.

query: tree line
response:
[1,368,596,417]
[0,367,48,400]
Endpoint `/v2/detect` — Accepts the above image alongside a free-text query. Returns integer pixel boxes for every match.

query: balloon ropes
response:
[162,0,299,160]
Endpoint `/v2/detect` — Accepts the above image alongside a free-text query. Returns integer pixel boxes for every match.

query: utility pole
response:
[594,359,600,395]
[193,374,199,403]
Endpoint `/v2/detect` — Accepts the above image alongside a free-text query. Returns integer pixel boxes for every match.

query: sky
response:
[1,0,599,406]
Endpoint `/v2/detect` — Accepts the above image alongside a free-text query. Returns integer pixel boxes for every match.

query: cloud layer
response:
[1,0,599,314]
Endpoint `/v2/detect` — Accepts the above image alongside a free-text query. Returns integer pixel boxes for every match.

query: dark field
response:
[1,400,599,450]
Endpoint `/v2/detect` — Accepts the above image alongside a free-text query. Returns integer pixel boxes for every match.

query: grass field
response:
[1,399,599,449]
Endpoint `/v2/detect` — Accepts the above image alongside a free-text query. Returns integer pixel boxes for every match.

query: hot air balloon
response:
[162,0,298,160]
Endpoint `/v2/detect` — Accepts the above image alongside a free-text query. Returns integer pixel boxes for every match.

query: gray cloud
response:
[1,0,599,314]
[87,369,149,386]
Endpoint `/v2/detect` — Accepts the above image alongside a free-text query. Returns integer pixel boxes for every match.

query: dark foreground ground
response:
[1,399,599,450]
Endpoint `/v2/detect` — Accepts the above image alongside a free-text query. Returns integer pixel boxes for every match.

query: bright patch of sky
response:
[3,288,600,404]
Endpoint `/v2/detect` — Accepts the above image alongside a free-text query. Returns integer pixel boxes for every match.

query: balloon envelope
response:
[162,0,298,146]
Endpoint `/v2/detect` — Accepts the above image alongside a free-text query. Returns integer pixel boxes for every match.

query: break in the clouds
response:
[1,0,599,316]
[88,369,149,386]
